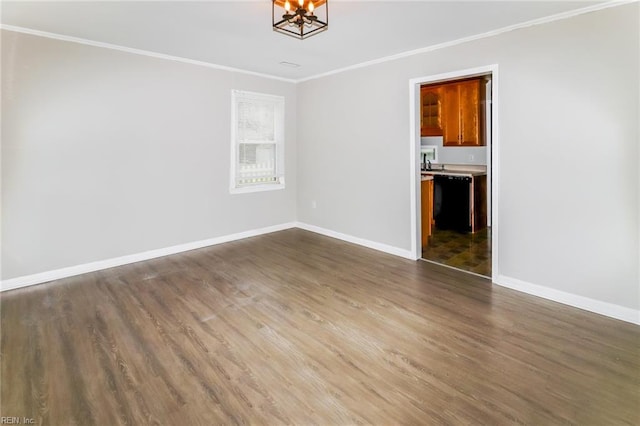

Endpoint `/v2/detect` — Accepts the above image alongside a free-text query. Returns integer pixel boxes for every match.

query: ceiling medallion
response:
[272,0,328,40]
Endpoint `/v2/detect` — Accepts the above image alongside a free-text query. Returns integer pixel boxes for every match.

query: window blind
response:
[231,91,285,192]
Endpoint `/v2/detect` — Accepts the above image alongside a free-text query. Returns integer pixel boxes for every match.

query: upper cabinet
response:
[421,78,485,146]
[420,86,443,137]
[442,78,484,146]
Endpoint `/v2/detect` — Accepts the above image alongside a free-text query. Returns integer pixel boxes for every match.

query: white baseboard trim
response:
[0,222,297,292]
[4,223,637,326]
[495,274,640,325]
[295,222,415,260]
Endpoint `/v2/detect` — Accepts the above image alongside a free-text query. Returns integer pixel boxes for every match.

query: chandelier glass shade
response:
[272,0,328,40]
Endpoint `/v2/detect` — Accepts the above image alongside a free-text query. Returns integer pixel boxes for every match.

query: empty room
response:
[1,1,639,424]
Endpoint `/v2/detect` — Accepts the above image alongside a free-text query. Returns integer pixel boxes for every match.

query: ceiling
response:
[1,1,603,81]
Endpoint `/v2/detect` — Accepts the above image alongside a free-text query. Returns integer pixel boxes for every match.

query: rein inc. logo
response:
[0,418,34,424]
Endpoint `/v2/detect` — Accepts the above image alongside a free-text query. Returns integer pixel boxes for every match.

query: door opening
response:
[409,65,498,281]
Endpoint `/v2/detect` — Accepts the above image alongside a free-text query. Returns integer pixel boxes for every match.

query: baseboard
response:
[495,274,640,325]
[4,223,637,327]
[295,222,415,260]
[0,222,297,292]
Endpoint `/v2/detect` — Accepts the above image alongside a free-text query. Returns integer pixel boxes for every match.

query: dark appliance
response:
[433,175,472,233]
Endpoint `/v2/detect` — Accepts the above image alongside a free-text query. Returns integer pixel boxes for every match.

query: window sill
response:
[230,183,285,194]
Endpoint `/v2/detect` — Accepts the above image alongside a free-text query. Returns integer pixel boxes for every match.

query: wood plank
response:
[1,229,638,424]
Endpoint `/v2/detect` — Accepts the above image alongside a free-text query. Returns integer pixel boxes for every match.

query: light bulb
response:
[284,0,290,11]
[308,1,314,12]
[298,0,304,7]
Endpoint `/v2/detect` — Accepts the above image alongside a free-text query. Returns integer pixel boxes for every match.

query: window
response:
[420,146,438,163]
[230,90,285,193]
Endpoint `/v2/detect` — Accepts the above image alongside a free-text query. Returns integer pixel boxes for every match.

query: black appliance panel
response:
[433,175,471,233]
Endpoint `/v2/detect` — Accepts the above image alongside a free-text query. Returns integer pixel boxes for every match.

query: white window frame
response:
[420,145,438,163]
[230,90,285,194]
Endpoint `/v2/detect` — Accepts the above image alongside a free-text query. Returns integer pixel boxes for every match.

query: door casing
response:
[408,64,499,281]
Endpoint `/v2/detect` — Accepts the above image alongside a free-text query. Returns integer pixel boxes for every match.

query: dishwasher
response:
[433,175,472,233]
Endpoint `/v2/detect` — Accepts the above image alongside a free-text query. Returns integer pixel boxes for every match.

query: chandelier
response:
[272,0,329,40]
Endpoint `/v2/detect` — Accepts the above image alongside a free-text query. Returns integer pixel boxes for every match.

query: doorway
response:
[409,65,499,281]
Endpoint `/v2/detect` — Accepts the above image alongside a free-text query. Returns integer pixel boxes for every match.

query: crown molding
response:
[1,0,635,84]
[297,0,636,82]
[0,24,297,84]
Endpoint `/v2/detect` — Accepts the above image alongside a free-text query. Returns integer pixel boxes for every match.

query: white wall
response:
[1,30,297,280]
[297,4,639,311]
[1,4,638,320]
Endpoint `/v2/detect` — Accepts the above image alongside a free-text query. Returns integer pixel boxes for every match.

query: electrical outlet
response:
[469,154,475,162]
[311,200,317,209]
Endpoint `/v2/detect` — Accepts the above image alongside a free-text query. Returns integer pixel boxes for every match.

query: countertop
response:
[421,165,487,178]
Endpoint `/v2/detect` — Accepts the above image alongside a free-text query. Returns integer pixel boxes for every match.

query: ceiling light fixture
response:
[272,0,328,40]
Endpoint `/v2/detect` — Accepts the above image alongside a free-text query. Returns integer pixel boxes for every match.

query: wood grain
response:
[1,229,638,425]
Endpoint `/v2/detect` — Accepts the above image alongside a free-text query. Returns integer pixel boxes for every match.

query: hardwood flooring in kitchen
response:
[1,229,638,425]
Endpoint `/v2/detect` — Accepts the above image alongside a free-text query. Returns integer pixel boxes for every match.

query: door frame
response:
[408,64,499,281]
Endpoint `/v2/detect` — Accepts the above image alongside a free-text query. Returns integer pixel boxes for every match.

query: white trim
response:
[408,64,500,282]
[409,81,420,260]
[0,222,297,292]
[0,25,296,84]
[295,222,414,260]
[229,90,286,194]
[490,67,500,282]
[3,221,638,325]
[495,274,640,326]
[297,0,635,83]
[2,1,633,84]
[229,183,285,194]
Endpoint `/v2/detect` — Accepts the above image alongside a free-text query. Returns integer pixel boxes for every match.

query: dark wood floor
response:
[1,229,638,425]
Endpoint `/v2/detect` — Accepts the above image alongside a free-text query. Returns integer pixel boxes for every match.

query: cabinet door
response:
[472,175,487,232]
[421,179,433,247]
[441,84,461,146]
[420,86,443,136]
[459,80,482,146]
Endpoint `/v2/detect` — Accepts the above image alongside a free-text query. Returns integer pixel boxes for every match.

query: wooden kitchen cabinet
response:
[421,179,434,247]
[441,79,484,146]
[420,85,443,137]
[471,174,487,233]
